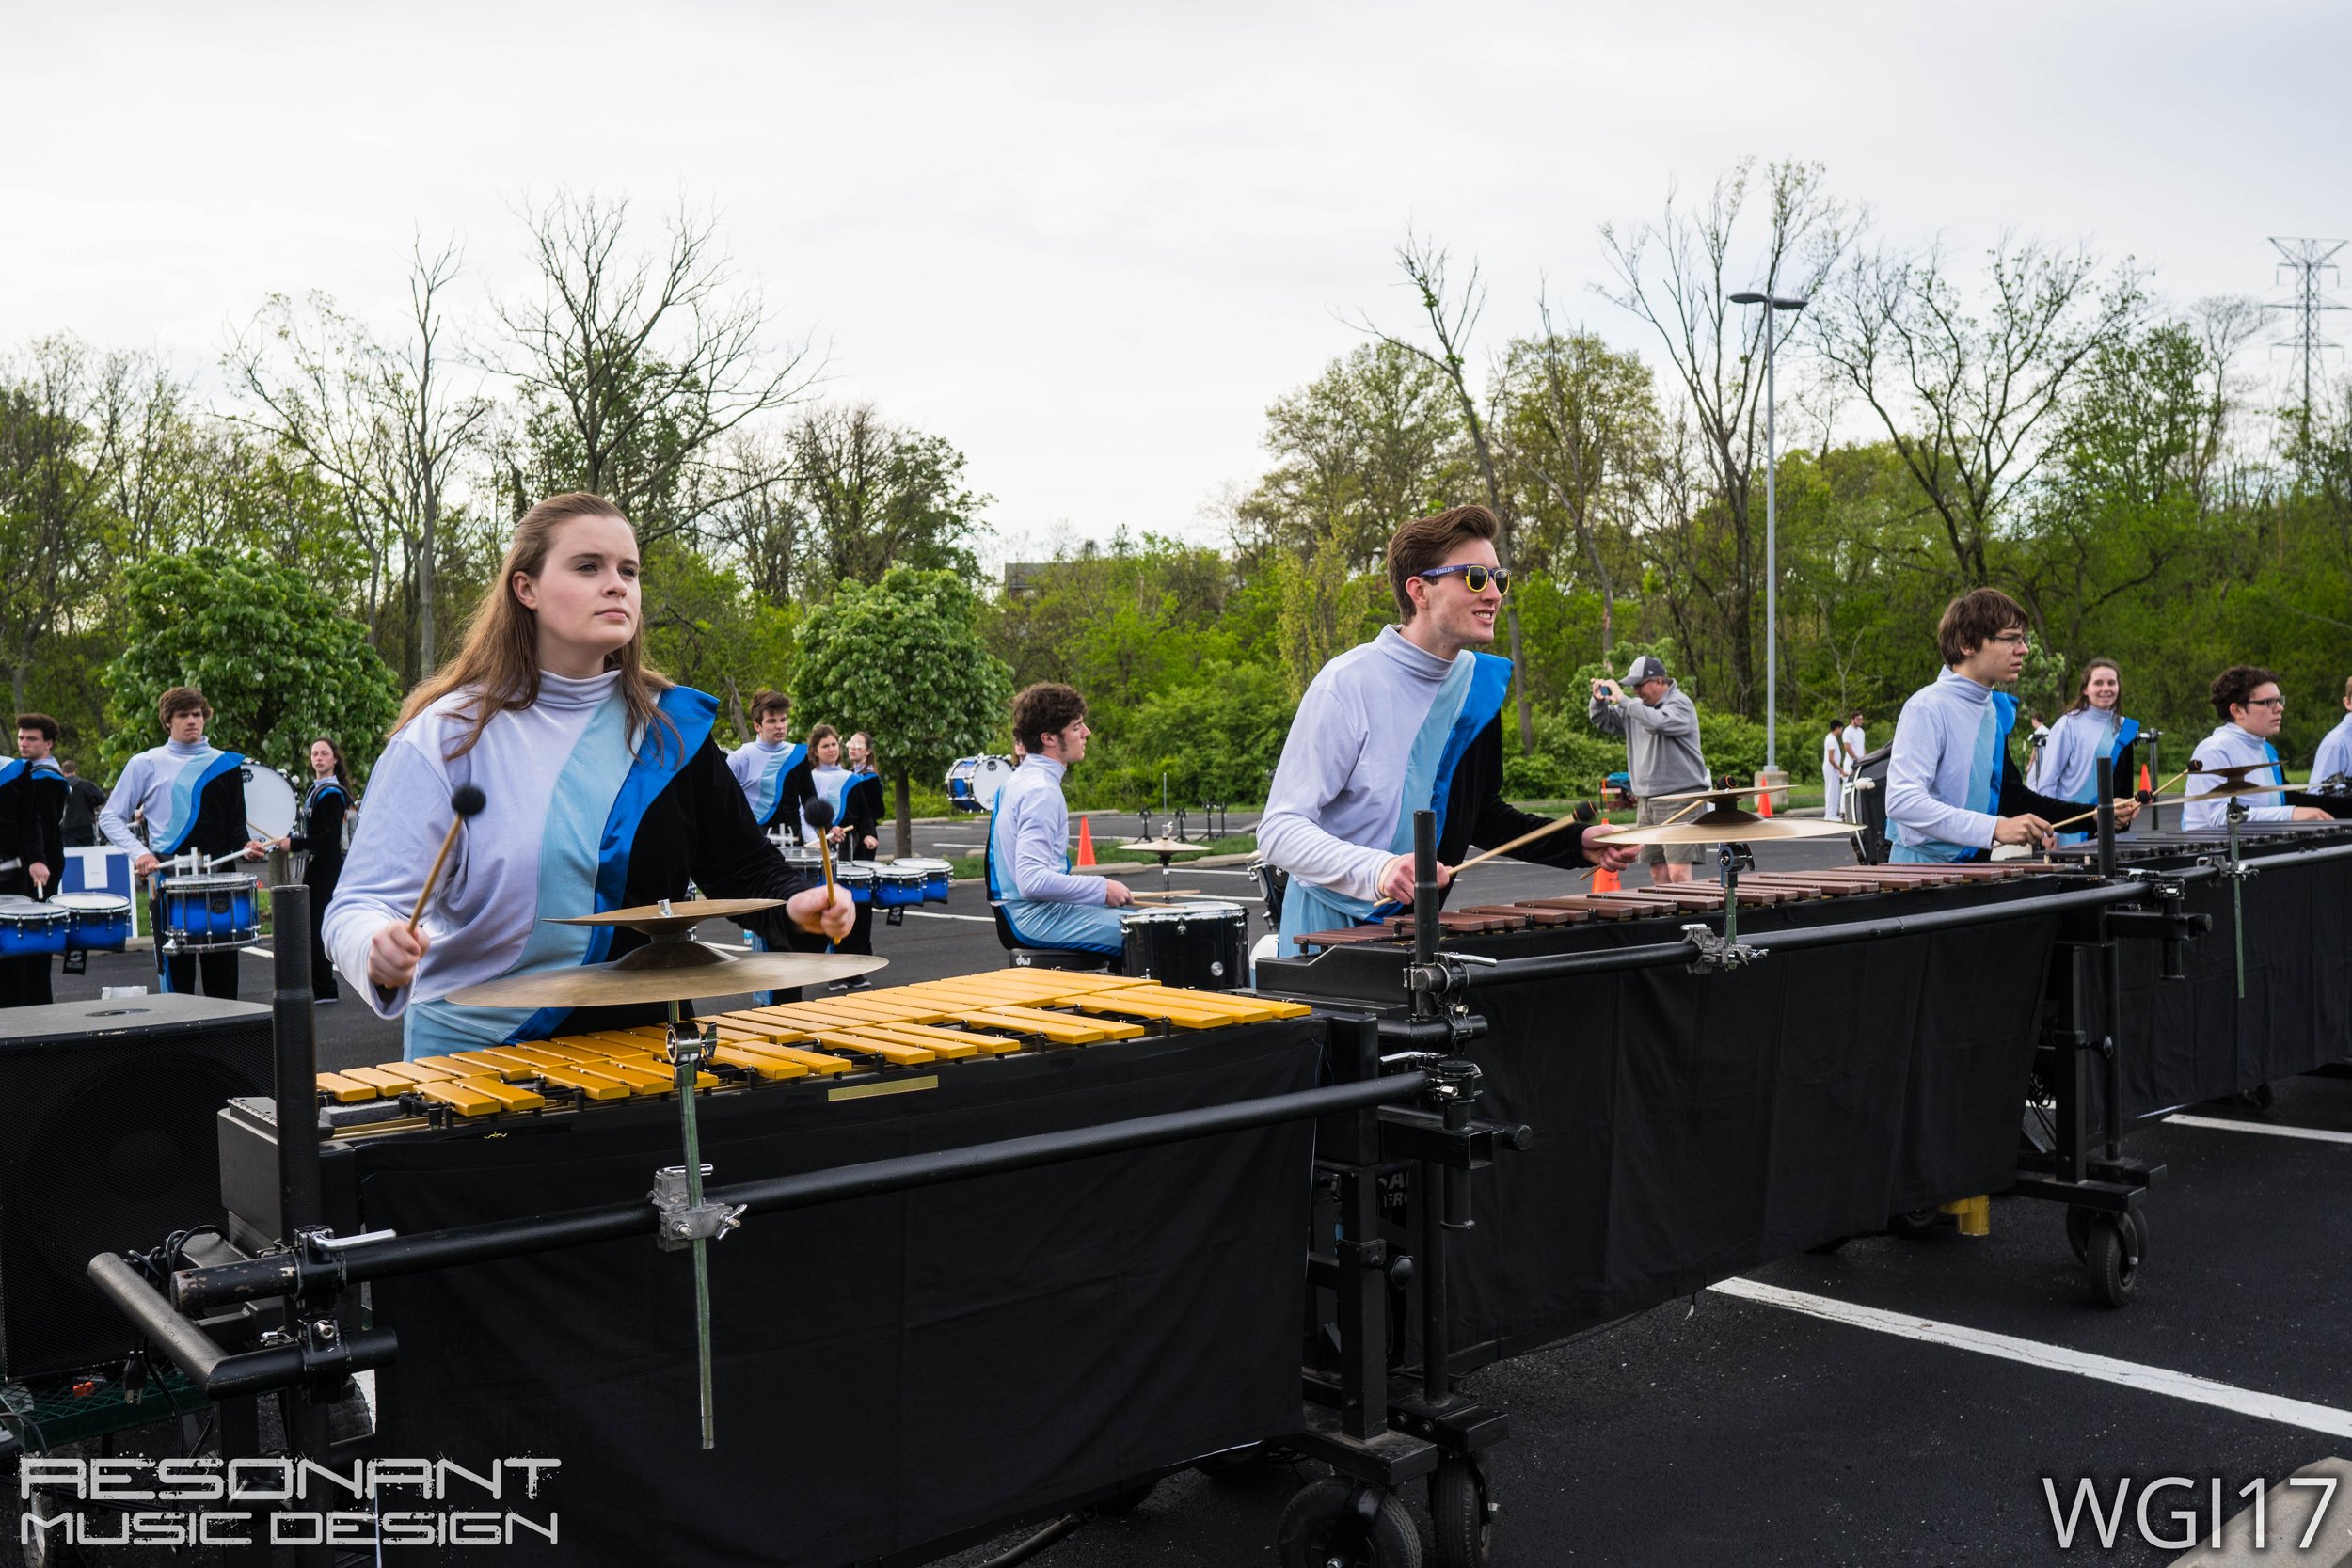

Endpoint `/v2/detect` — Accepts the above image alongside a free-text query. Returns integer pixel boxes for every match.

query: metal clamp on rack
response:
[1680,922,1760,973]
[653,1164,746,1251]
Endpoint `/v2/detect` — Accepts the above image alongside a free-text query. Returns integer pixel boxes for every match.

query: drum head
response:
[244,765,299,840]
[55,892,130,912]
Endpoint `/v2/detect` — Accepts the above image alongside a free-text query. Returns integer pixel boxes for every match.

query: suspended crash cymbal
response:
[548,896,783,939]
[1123,838,1210,855]
[2180,761,2288,803]
[446,945,883,1009]
[1607,811,1858,847]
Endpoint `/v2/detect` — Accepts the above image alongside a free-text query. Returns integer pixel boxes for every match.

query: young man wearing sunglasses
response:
[1260,504,1634,955]
[2182,666,2336,830]
[1885,588,2137,863]
[1588,653,1709,884]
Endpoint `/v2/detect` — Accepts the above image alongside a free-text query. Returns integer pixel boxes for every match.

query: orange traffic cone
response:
[2138,762,2153,794]
[1075,816,1096,867]
[1756,777,1774,818]
[1593,865,1622,893]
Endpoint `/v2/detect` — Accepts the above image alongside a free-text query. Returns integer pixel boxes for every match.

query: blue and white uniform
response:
[97,739,244,861]
[1260,626,1514,956]
[2028,705,2140,845]
[1886,670,2027,863]
[2314,709,2352,787]
[988,756,1124,953]
[2183,722,2296,830]
[326,672,816,1057]
[728,737,806,833]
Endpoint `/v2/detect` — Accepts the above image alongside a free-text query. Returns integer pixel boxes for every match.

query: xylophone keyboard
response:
[312,970,1312,1125]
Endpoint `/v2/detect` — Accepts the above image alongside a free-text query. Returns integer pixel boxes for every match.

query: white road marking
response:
[2167,1114,2352,1146]
[242,946,275,959]
[899,911,995,923]
[1711,1277,2352,1438]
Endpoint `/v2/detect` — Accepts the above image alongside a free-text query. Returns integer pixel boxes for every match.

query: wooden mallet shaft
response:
[407,784,486,932]
[2042,768,2188,836]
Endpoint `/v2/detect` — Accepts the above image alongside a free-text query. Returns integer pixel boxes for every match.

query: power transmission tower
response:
[2267,236,2346,436]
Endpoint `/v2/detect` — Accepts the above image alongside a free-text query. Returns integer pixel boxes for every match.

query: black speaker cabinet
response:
[0,994,271,1378]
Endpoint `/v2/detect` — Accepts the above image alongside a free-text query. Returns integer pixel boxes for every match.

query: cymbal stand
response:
[659,995,744,1449]
[1686,841,1762,972]
[2221,797,2253,1000]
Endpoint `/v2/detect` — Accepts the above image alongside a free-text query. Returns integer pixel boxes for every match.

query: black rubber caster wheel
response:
[1886,1208,1940,1240]
[2086,1213,2141,1307]
[1428,1456,1495,1568]
[1277,1480,1423,1568]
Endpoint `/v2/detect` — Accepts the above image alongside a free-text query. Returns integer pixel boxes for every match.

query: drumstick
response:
[1572,797,1708,881]
[803,799,840,900]
[406,785,486,932]
[1454,804,1621,878]
[2042,768,2188,836]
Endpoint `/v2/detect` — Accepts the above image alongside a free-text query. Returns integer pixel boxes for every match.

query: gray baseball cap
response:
[1623,655,1669,683]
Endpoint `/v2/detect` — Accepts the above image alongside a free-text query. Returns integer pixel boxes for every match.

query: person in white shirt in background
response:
[2182,665,2336,830]
[1820,716,1851,822]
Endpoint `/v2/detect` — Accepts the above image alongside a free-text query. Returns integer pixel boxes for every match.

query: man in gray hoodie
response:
[1589,654,1709,884]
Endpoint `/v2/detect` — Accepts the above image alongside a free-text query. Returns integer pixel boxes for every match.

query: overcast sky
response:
[5,2,2344,554]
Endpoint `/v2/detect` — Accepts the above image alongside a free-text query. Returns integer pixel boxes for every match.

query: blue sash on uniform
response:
[1277,652,1514,956]
[154,751,244,857]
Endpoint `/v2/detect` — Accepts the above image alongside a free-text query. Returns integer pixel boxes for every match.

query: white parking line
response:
[243,946,275,959]
[899,911,995,923]
[2166,1114,2352,1146]
[1711,1277,2352,1438]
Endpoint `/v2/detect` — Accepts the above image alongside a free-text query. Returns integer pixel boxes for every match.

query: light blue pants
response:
[1001,898,1127,954]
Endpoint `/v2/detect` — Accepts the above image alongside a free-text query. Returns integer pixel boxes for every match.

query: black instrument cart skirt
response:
[2100,847,2352,1120]
[358,1021,1322,1568]
[1280,883,2062,1371]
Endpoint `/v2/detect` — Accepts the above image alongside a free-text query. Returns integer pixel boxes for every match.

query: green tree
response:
[791,568,1010,856]
[103,548,401,781]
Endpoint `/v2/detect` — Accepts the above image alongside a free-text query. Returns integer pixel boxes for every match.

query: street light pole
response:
[1729,290,1808,776]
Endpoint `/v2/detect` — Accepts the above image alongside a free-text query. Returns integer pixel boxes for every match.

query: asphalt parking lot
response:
[16,830,2352,1566]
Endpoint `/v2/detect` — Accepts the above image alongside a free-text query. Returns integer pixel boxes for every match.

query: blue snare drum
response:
[0,895,71,957]
[895,857,953,904]
[837,863,876,906]
[160,872,260,953]
[56,891,133,952]
[875,866,927,909]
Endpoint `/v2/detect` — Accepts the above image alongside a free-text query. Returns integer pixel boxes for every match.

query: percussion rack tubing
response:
[164,1073,1428,1314]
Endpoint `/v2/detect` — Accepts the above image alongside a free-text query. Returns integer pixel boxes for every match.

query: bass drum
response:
[946,755,1015,816]
[243,764,299,843]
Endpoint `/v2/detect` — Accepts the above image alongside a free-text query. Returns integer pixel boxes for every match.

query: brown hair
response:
[1011,683,1087,752]
[2344,675,2352,704]
[158,687,210,726]
[14,712,58,743]
[1386,505,1500,622]
[2210,665,2279,722]
[1935,588,2029,666]
[805,722,839,755]
[2064,657,2123,719]
[396,494,675,761]
[309,736,352,792]
[750,688,791,722]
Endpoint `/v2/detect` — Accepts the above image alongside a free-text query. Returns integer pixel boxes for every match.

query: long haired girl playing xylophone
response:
[324,493,853,1059]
